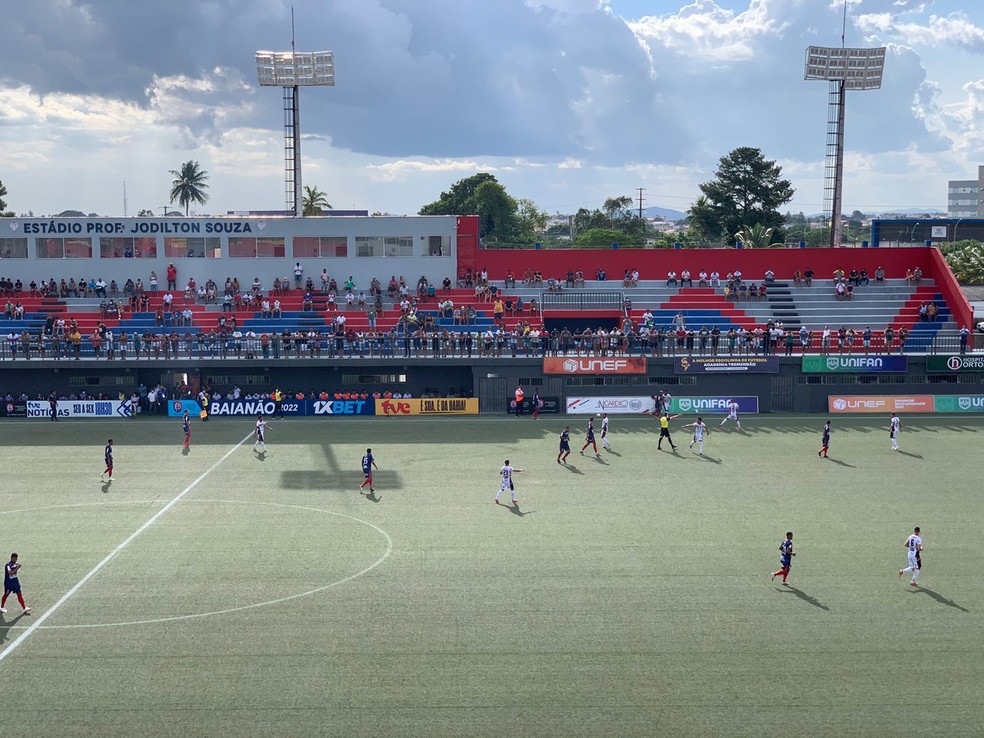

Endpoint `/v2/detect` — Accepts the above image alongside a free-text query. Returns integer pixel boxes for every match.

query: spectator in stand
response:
[698,270,708,287]
[859,269,869,286]
[835,282,846,301]
[493,298,505,323]
[166,263,177,290]
[442,276,452,294]
[273,299,282,318]
[567,270,577,288]
[848,268,859,286]
[666,270,678,287]
[504,269,516,288]
[804,269,814,287]
[928,302,938,322]
[845,283,853,300]
[764,270,775,285]
[792,269,802,287]
[574,270,585,287]
[905,268,915,285]
[832,267,845,284]
[709,270,721,288]
[748,283,759,301]
[918,302,929,321]
[294,262,304,287]
[874,266,885,283]
[759,283,768,301]
[912,267,923,284]
[595,268,606,281]
[681,269,692,287]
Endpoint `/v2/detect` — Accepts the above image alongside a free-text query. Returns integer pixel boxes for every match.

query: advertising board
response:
[168,399,374,417]
[543,357,646,375]
[932,395,984,413]
[674,356,779,374]
[827,395,933,413]
[803,356,908,373]
[926,355,984,373]
[0,401,27,418]
[509,397,561,414]
[27,400,133,419]
[566,396,654,415]
[668,396,760,414]
[375,398,479,416]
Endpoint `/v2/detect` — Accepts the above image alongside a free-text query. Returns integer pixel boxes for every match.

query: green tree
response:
[0,179,11,216]
[574,228,644,247]
[602,195,633,227]
[420,174,522,241]
[733,223,783,249]
[514,198,548,242]
[940,240,984,284]
[686,195,720,243]
[698,147,794,245]
[169,160,210,216]
[302,185,332,216]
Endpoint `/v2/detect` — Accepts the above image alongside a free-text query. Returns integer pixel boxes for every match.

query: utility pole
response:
[636,187,646,220]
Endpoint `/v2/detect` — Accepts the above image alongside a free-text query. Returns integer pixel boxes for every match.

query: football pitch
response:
[0,414,982,737]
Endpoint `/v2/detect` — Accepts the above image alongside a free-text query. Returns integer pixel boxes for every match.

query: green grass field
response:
[0,414,982,737]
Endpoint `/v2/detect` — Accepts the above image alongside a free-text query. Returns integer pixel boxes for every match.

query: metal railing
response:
[540,291,624,310]
[0,330,976,361]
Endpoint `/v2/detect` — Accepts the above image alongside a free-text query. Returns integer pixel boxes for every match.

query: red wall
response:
[462,246,971,326]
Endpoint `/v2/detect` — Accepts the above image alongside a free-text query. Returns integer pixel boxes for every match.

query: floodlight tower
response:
[256,25,334,216]
[804,45,885,247]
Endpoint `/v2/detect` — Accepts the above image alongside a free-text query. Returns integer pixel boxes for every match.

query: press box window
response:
[0,238,28,258]
[292,236,348,258]
[100,237,158,259]
[164,237,220,258]
[37,238,92,258]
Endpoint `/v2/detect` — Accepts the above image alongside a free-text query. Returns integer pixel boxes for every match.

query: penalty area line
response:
[0,431,254,665]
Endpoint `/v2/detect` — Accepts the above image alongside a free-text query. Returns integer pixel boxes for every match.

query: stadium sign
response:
[668,396,760,414]
[827,395,933,413]
[926,355,984,373]
[375,398,478,415]
[674,356,779,374]
[543,357,646,375]
[167,399,372,417]
[932,395,984,412]
[803,355,908,373]
[18,218,257,235]
[27,400,133,419]
[0,401,27,417]
[566,396,653,415]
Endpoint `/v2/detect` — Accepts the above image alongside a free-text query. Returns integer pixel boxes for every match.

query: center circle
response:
[0,499,392,629]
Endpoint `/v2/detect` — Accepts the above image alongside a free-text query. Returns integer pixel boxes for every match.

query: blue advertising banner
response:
[674,356,780,374]
[668,396,760,414]
[802,355,908,373]
[168,398,374,417]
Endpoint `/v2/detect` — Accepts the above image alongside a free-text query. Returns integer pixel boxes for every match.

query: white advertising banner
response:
[566,396,655,414]
[27,400,134,419]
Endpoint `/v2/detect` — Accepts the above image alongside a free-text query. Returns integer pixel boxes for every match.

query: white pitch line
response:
[0,431,254,665]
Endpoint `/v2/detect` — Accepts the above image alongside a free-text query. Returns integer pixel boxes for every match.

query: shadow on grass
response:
[897,450,924,459]
[101,479,113,494]
[363,490,382,503]
[604,448,622,457]
[181,446,190,457]
[696,453,722,464]
[911,587,969,612]
[826,458,856,468]
[254,449,267,462]
[280,470,403,491]
[508,503,534,518]
[778,585,830,611]
[0,610,29,644]
[561,463,584,475]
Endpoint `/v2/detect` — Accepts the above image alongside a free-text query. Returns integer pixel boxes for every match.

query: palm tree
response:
[302,185,332,216]
[169,161,210,216]
[733,223,783,249]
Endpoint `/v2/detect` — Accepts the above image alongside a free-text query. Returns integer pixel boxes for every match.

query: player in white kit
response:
[684,417,708,455]
[600,413,611,449]
[719,400,742,429]
[898,526,922,586]
[495,459,524,506]
[889,413,901,451]
[253,415,268,453]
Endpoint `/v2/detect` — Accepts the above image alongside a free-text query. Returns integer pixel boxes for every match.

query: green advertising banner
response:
[802,355,908,373]
[926,355,984,373]
[932,395,984,412]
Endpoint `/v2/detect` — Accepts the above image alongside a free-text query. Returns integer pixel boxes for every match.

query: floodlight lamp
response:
[256,51,335,87]
[804,46,886,90]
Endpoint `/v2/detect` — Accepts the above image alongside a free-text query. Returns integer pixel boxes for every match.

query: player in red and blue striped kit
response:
[771,532,795,585]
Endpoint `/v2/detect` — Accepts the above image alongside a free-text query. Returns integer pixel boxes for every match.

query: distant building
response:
[948,166,982,218]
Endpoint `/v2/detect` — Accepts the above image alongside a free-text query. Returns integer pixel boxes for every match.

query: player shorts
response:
[4,579,21,594]
[659,428,671,437]
[908,552,919,570]
[363,469,372,478]
[559,441,570,452]
[779,557,791,570]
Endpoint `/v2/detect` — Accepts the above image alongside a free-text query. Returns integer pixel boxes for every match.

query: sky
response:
[2,0,984,219]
